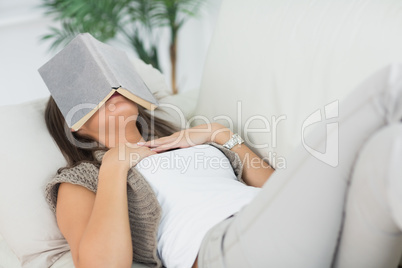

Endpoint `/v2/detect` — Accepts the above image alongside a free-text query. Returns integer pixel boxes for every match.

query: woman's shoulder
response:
[56,161,100,178]
[45,161,100,213]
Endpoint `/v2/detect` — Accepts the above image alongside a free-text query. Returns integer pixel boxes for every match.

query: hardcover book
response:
[38,33,159,131]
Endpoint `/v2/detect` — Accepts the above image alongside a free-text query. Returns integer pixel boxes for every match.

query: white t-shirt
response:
[134,144,261,268]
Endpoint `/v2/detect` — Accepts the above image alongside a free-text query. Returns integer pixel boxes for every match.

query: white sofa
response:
[1,0,402,267]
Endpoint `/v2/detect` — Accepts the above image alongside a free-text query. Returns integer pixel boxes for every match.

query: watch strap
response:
[223,133,244,150]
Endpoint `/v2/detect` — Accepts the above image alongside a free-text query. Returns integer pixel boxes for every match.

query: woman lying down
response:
[42,35,402,268]
[45,91,275,267]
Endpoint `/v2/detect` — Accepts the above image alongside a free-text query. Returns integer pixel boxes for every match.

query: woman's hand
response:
[137,122,275,187]
[101,143,157,172]
[138,123,233,153]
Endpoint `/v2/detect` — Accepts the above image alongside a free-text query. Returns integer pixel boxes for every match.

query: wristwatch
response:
[223,133,244,150]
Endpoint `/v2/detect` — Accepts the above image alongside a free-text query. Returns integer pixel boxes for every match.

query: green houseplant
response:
[41,0,204,94]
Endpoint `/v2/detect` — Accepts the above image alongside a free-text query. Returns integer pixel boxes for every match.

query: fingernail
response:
[137,142,145,145]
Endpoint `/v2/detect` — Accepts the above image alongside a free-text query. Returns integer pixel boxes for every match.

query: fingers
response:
[138,137,185,153]
[149,139,182,152]
[149,144,177,153]
[124,142,142,148]
[139,135,181,148]
[137,129,206,152]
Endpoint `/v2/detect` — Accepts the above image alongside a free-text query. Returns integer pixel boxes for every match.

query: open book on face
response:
[38,32,159,131]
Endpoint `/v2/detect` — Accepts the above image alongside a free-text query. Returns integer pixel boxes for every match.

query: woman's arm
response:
[56,164,132,268]
[141,123,275,188]
[56,144,156,268]
[209,123,275,188]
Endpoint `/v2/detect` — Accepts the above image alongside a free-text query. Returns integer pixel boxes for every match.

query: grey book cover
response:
[38,33,159,131]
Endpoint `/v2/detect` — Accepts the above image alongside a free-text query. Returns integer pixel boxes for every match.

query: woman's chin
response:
[105,101,138,119]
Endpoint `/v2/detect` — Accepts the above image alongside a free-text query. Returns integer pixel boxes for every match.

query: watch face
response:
[224,134,243,149]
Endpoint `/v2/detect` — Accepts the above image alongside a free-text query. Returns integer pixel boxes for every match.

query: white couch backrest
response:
[193,0,402,168]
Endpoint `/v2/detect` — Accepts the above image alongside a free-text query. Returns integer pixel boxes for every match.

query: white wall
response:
[0,0,222,106]
[0,0,55,106]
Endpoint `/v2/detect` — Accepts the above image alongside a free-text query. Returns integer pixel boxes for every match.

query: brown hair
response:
[45,96,180,173]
